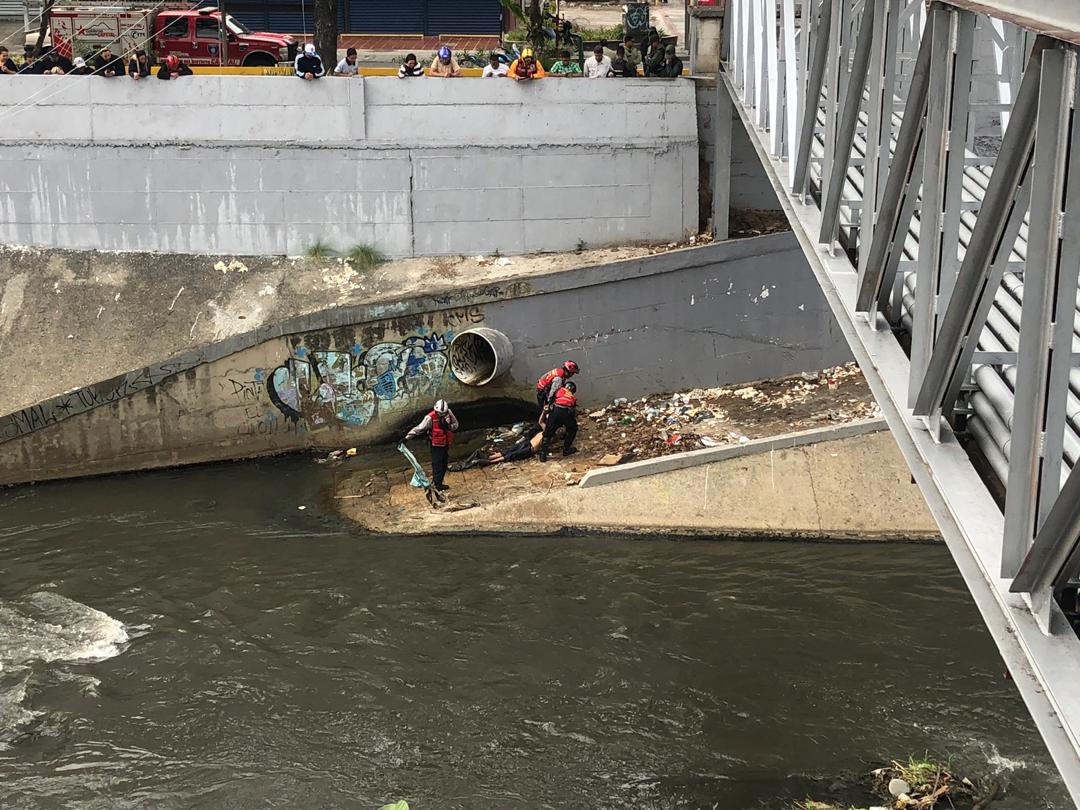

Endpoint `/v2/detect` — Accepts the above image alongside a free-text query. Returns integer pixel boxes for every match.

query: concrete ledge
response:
[578,417,887,488]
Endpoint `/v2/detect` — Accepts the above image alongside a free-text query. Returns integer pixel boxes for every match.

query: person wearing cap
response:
[642,31,664,76]
[584,44,613,78]
[482,52,508,78]
[401,400,460,492]
[398,52,424,78]
[508,47,544,81]
[128,49,151,80]
[294,43,324,80]
[0,47,18,75]
[428,46,461,78]
[157,54,193,79]
[548,49,580,77]
[69,56,92,76]
[654,44,683,78]
[334,46,359,76]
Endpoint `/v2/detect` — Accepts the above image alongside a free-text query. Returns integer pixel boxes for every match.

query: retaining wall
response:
[0,76,698,256]
[0,234,851,484]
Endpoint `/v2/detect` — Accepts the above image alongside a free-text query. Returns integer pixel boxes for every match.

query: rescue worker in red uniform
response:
[535,360,580,413]
[539,381,578,461]
[402,399,459,491]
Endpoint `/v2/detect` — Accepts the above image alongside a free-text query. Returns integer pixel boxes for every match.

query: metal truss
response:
[724,0,1080,801]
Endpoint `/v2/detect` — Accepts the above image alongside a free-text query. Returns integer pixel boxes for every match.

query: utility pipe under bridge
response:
[721,0,1080,801]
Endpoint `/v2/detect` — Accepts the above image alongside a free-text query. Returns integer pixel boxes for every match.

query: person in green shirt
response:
[548,50,582,77]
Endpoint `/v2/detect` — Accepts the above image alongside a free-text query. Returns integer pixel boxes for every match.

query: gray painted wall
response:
[0,77,699,257]
[696,78,781,213]
[0,235,851,484]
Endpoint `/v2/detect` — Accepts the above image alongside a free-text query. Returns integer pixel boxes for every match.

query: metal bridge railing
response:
[722,0,1080,802]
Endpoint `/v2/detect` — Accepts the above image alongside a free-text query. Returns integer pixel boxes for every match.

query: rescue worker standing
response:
[540,381,578,461]
[535,360,580,414]
[402,399,459,491]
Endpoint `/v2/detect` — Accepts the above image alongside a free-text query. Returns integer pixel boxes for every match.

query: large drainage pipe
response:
[449,328,514,386]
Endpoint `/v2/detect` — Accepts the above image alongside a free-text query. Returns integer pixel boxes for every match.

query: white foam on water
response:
[0,592,129,667]
[0,591,130,740]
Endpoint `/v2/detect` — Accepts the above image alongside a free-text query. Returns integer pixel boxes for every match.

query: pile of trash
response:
[584,363,879,460]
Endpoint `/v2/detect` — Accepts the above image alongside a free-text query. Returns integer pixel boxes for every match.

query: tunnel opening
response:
[449,328,513,386]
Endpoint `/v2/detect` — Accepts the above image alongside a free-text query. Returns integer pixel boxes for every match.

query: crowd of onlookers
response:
[1,30,684,83]
[320,31,684,81]
[1,43,194,79]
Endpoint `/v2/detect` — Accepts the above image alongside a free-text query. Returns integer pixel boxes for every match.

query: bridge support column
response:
[713,81,732,241]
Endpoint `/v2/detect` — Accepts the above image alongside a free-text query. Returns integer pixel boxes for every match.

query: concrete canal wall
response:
[0,235,850,484]
[0,77,698,257]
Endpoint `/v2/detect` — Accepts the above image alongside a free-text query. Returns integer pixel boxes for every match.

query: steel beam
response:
[1002,46,1074,579]
[854,7,934,313]
[792,0,833,195]
[908,8,960,406]
[912,39,1048,417]
[819,0,877,245]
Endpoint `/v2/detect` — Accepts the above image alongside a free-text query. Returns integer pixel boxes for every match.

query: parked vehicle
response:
[31,3,296,67]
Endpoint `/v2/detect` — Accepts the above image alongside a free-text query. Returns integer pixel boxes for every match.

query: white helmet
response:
[434,399,449,414]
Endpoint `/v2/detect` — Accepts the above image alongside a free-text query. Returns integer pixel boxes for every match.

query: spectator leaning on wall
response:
[157,54,193,80]
[295,43,325,80]
[548,49,580,77]
[611,45,636,77]
[428,46,461,77]
[584,44,613,78]
[0,47,19,75]
[128,49,151,80]
[654,45,683,78]
[509,48,545,81]
[70,56,92,75]
[334,47,359,76]
[482,52,508,78]
[398,53,424,77]
[93,46,126,77]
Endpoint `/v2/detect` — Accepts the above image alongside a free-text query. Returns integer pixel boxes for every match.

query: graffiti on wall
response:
[266,332,450,431]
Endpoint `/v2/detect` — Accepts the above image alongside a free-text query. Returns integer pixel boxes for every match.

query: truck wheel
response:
[242,53,277,67]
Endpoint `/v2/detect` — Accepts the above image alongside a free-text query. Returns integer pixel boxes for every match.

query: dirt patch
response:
[584,362,877,460]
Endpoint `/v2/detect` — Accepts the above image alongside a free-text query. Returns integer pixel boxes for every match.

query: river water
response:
[0,457,1069,809]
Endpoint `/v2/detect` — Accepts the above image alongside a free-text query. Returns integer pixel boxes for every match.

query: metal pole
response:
[1002,47,1074,579]
[714,80,733,241]
[818,0,877,246]
[792,0,832,196]
[916,38,1049,417]
[854,5,934,313]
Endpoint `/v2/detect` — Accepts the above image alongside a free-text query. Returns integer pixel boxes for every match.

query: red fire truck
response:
[40,3,297,67]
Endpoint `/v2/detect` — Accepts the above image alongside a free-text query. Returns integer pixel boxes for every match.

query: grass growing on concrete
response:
[347,243,386,272]
[306,239,334,260]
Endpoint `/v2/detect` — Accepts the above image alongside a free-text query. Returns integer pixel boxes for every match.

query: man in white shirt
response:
[584,44,613,78]
[334,47,359,76]
[482,52,508,78]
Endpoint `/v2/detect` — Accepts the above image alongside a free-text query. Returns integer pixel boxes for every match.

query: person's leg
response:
[431,445,449,487]
[540,414,559,461]
[562,415,578,454]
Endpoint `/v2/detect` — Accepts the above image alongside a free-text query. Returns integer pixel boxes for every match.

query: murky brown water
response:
[0,458,1069,808]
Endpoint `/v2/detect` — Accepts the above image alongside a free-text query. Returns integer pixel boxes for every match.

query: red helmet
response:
[166,54,179,70]
[563,360,579,375]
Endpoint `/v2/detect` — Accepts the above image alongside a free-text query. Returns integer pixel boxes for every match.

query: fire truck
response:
[38,3,297,67]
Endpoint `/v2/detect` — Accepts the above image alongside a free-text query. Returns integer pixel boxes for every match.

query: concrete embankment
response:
[336,428,938,540]
[0,234,849,485]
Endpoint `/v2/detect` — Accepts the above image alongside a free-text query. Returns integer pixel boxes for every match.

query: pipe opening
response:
[449,328,513,386]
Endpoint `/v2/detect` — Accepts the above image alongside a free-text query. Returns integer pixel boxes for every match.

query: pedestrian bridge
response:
[722,0,1080,801]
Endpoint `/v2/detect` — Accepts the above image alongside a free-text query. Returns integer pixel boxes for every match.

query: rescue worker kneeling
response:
[536,360,580,414]
[539,381,578,461]
[402,399,459,491]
